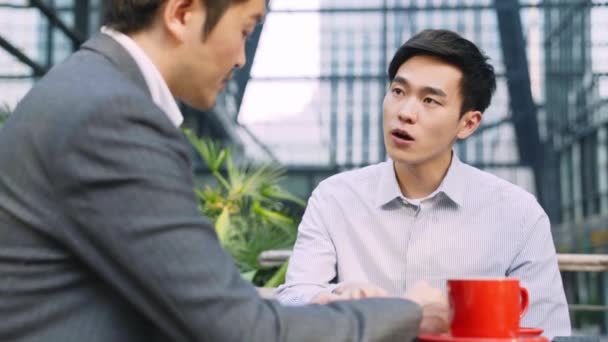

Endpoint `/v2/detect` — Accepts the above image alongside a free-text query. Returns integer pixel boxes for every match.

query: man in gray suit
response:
[0,0,448,341]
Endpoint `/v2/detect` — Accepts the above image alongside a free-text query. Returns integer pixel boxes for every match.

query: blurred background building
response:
[1,0,606,335]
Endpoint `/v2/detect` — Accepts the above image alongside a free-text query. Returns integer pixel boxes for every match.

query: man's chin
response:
[181,96,216,112]
[386,150,419,165]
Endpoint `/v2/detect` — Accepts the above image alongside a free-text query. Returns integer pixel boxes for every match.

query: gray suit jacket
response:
[0,34,422,341]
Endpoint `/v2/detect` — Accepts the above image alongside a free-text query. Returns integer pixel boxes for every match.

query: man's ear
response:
[456,110,482,140]
[161,0,204,42]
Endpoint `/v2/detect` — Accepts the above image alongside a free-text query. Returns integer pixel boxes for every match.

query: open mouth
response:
[391,129,415,141]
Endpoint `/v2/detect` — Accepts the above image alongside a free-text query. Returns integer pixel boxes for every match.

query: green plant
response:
[184,129,304,287]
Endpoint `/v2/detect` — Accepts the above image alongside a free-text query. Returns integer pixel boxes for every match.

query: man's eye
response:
[392,88,403,95]
[242,28,255,40]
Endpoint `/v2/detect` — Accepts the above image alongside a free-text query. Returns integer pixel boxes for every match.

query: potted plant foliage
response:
[184,129,304,288]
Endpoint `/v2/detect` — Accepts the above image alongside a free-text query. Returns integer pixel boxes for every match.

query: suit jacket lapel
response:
[80,33,150,97]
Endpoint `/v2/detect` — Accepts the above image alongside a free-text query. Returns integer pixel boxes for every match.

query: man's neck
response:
[129,30,174,90]
[393,150,453,199]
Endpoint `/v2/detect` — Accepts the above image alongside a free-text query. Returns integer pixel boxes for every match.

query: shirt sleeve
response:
[275,185,342,305]
[507,206,571,339]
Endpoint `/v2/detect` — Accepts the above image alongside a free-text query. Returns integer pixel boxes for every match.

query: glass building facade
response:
[544,0,608,253]
[243,0,534,192]
[1,0,102,107]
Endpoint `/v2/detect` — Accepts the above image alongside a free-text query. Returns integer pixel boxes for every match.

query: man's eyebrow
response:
[250,14,264,24]
[391,76,408,87]
[422,86,447,97]
[392,76,447,97]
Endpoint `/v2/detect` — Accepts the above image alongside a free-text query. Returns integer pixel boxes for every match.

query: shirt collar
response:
[100,27,183,128]
[374,160,406,208]
[436,153,465,206]
[374,152,466,208]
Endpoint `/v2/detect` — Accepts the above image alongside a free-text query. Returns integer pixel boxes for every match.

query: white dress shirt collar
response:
[375,151,465,207]
[100,26,183,128]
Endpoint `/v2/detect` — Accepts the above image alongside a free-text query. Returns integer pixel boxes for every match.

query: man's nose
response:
[235,43,247,69]
[397,98,419,124]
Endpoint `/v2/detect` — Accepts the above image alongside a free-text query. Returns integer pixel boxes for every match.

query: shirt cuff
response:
[274,283,341,305]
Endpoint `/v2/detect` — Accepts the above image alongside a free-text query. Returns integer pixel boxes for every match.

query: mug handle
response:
[519,287,529,318]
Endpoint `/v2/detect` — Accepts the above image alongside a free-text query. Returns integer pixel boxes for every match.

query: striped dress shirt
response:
[275,154,571,339]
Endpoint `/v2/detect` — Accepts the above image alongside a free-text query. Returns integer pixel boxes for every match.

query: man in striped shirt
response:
[276,29,571,339]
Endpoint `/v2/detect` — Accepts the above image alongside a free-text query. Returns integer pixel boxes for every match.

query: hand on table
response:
[309,280,448,335]
[310,282,388,304]
[403,281,449,334]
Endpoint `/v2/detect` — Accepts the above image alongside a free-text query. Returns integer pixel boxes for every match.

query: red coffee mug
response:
[448,278,529,338]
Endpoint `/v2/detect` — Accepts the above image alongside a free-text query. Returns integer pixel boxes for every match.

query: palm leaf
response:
[260,184,306,207]
[264,261,289,288]
[225,153,243,190]
[252,202,295,235]
[235,164,284,200]
[184,129,230,188]
[241,270,256,282]
[184,130,217,168]
[215,207,231,243]
[214,149,228,172]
